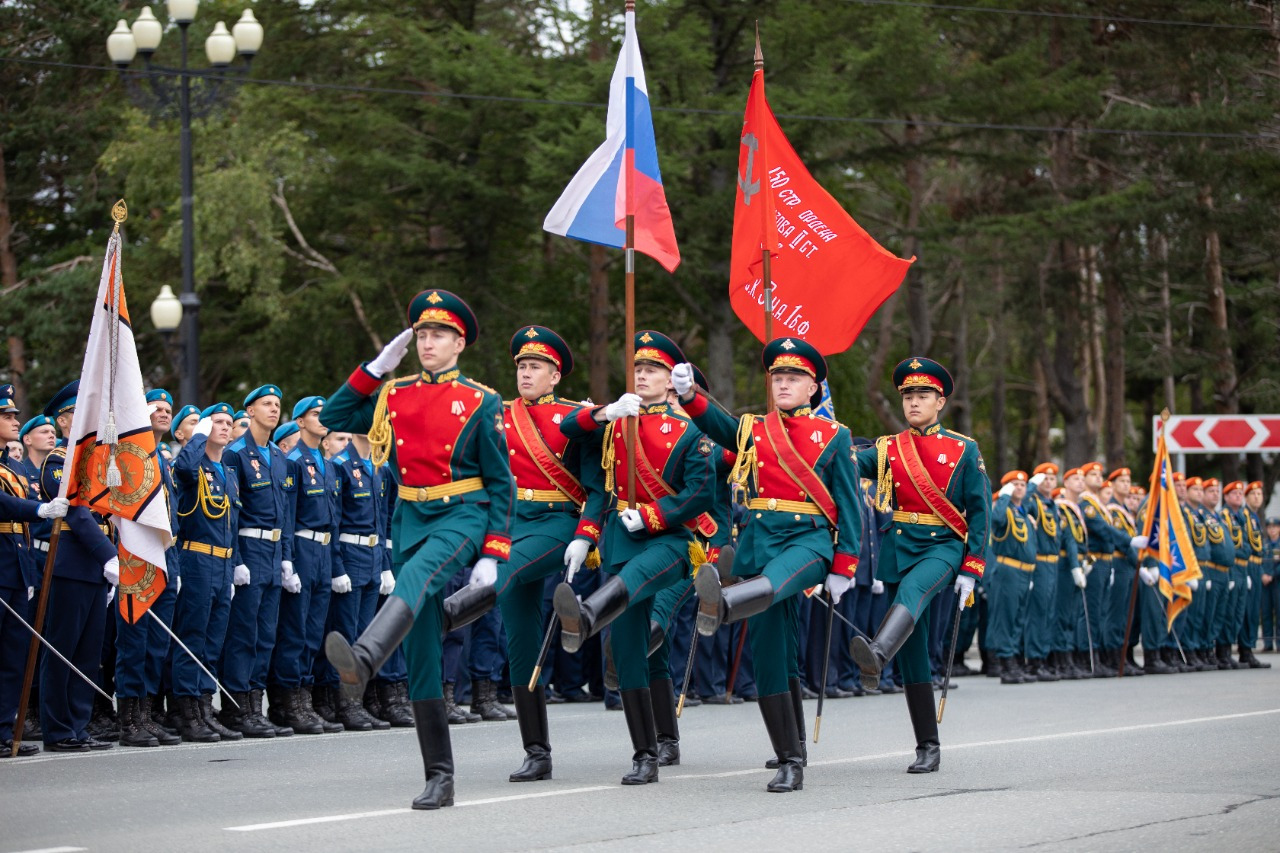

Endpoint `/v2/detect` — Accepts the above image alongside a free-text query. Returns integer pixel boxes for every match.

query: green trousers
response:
[887,556,955,685]
[1022,559,1058,660]
[393,526,479,701]
[496,531,569,688]
[611,539,688,691]
[649,578,695,682]
[741,545,827,696]
[987,562,1032,658]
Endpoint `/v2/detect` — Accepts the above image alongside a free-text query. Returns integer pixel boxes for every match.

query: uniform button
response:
[390,388,397,395]
[505,423,511,429]
[931,531,936,537]
[890,456,896,462]
[756,513,762,519]
[458,416,466,423]
[895,482,900,487]
[759,462,766,468]
[396,439,404,446]
[474,391,482,399]
[665,442,672,448]
[400,467,407,474]
[509,449,516,456]
[949,462,956,468]
[390,412,397,418]
[897,530,902,535]
[443,496,451,503]
[794,514,801,521]
[444,443,451,451]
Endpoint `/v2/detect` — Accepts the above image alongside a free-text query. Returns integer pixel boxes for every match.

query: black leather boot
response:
[766,677,809,770]
[1240,644,1271,669]
[471,680,516,721]
[509,685,552,782]
[554,576,629,654]
[281,687,324,735]
[444,682,478,724]
[442,583,498,633]
[1092,649,1116,677]
[986,655,1004,679]
[267,684,293,729]
[360,683,392,730]
[253,688,292,736]
[850,605,916,692]
[410,699,455,809]
[118,697,159,748]
[905,682,940,773]
[177,695,220,743]
[138,695,180,745]
[1000,658,1025,685]
[337,695,375,731]
[649,677,680,767]
[325,596,415,701]
[200,695,243,741]
[1119,648,1144,676]
[377,683,415,727]
[220,691,274,738]
[695,568,773,636]
[1034,657,1060,682]
[619,688,659,785]
[759,691,804,792]
[301,686,343,733]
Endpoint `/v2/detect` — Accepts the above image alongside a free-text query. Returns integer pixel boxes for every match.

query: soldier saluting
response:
[849,358,991,774]
[321,289,514,810]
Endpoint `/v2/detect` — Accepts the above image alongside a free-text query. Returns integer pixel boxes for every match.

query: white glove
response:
[1083,560,1094,576]
[998,482,1015,498]
[1071,566,1087,589]
[1247,575,1253,591]
[103,556,120,586]
[1109,567,1115,588]
[1130,535,1149,550]
[563,539,590,583]
[604,393,642,422]
[27,586,34,601]
[620,508,645,533]
[1188,578,1199,592]
[469,557,498,588]
[1139,566,1157,587]
[953,573,976,606]
[379,570,396,595]
[332,574,352,594]
[1028,580,1034,592]
[233,564,251,586]
[1029,473,1046,488]
[823,573,852,604]
[37,497,69,519]
[368,327,414,378]
[1206,579,1213,591]
[282,573,302,594]
[176,576,182,594]
[672,362,695,397]
[107,586,116,605]
[192,416,213,437]
[871,579,885,595]
[1228,580,1235,591]
[281,560,295,583]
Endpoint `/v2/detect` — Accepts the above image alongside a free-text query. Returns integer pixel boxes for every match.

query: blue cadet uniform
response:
[267,396,344,735]
[218,385,296,738]
[554,331,714,788]
[111,389,182,747]
[850,357,990,776]
[0,386,58,757]
[321,289,514,811]
[987,470,1037,682]
[683,339,859,793]
[168,403,242,743]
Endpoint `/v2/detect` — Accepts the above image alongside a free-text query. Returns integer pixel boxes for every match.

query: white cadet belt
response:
[339,533,380,548]
[240,527,283,542]
[33,539,50,552]
[295,529,332,545]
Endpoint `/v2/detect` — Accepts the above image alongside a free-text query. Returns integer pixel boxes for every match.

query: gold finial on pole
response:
[754,21,763,70]
[1160,407,1171,422]
[111,199,128,233]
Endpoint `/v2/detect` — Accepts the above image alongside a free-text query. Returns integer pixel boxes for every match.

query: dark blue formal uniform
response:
[0,446,44,745]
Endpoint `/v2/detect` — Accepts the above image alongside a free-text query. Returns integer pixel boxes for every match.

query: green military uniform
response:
[987,473,1037,682]
[1104,480,1144,676]
[1077,468,1122,676]
[1021,466,1067,681]
[850,357,990,775]
[554,330,714,787]
[1202,488,1235,664]
[1053,490,1090,677]
[683,338,861,793]
[321,289,514,811]
[1239,491,1270,667]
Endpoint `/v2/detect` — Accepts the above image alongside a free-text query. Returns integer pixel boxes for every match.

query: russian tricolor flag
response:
[544,7,680,273]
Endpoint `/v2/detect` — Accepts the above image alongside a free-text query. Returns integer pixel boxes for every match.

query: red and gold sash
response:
[0,465,27,498]
[895,430,969,540]
[632,435,718,539]
[762,411,838,529]
[508,401,587,508]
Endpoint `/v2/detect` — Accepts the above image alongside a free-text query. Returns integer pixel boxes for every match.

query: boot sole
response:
[849,637,881,691]
[693,565,723,637]
[553,584,585,653]
[324,632,368,701]
[412,797,455,810]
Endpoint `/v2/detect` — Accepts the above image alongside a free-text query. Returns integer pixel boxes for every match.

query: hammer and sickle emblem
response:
[738,132,761,206]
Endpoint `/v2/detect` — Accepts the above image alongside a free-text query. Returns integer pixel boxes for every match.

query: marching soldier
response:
[1022,464,1065,681]
[219,385,295,738]
[436,325,606,782]
[169,404,243,743]
[0,385,71,757]
[987,470,1036,684]
[847,357,989,774]
[676,338,860,792]
[322,289,514,810]
[554,330,714,787]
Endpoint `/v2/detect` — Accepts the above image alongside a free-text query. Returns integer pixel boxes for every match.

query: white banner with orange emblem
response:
[61,202,173,623]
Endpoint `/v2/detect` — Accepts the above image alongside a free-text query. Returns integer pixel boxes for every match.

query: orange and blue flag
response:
[543,5,680,272]
[1139,420,1202,629]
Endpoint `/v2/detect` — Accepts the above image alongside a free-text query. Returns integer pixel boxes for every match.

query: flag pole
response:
[624,0,638,509]
[755,24,774,412]
[1119,409,1169,677]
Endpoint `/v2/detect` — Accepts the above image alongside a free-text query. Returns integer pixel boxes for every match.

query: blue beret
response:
[43,380,79,418]
[233,410,248,422]
[273,421,300,443]
[173,405,201,431]
[244,385,283,407]
[292,396,325,420]
[1268,517,1280,526]
[202,402,234,419]
[20,415,55,439]
[145,389,174,406]
[0,383,17,414]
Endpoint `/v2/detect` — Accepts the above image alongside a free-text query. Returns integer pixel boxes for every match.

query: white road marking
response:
[224,786,614,831]
[8,847,89,853]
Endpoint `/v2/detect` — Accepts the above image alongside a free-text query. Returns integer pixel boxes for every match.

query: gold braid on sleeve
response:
[368,381,395,468]
[602,422,616,494]
[728,415,757,490]
[874,436,893,513]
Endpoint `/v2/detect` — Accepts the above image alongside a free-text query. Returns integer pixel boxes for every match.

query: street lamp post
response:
[106,2,264,406]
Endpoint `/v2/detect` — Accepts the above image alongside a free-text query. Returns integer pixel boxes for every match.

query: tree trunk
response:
[1102,236,1127,466]
[588,243,610,404]
[1199,184,1239,482]
[902,122,930,355]
[705,297,736,412]
[868,292,901,434]
[950,272,972,437]
[991,261,1008,474]
[1156,230,1176,412]
[0,140,28,415]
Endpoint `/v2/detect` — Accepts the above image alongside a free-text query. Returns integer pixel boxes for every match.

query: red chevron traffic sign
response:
[1157,415,1280,453]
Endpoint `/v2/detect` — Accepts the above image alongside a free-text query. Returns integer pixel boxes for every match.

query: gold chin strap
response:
[368,381,395,468]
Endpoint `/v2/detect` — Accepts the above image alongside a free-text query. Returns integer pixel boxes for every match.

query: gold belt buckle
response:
[270,529,281,542]
[417,487,429,502]
[367,535,378,547]
[766,498,778,511]
[524,488,534,500]
[909,512,919,524]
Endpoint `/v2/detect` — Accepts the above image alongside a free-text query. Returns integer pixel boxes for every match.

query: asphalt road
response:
[3,665,1279,852]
